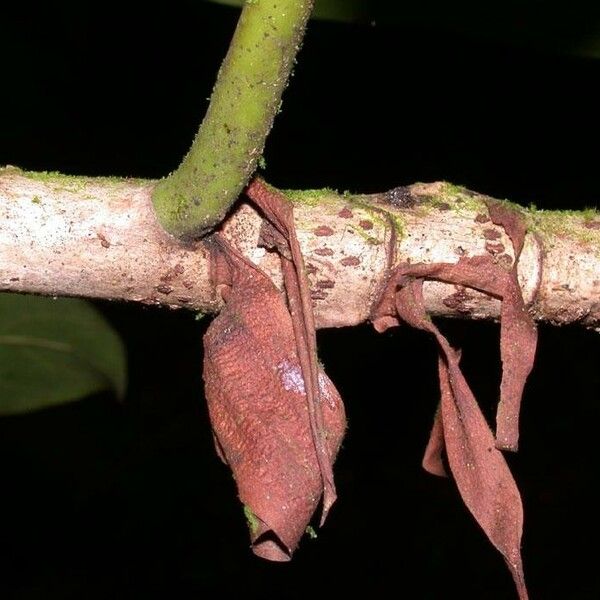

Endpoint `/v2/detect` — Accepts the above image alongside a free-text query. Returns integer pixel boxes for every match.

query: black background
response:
[1,3,599,598]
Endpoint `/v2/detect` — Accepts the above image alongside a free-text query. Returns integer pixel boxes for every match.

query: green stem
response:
[152,0,314,240]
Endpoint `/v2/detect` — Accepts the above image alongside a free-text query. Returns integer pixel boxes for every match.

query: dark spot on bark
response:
[177,296,192,303]
[442,287,473,313]
[193,197,201,207]
[305,263,317,275]
[183,279,194,289]
[311,290,328,300]
[359,220,373,230]
[386,186,417,208]
[340,256,361,266]
[316,280,335,289]
[161,263,185,282]
[551,283,572,292]
[475,213,491,224]
[315,247,334,256]
[155,284,174,295]
[9,277,19,281]
[496,254,514,269]
[259,221,291,257]
[338,207,353,218]
[97,233,110,248]
[455,246,466,256]
[483,228,501,240]
[485,241,505,255]
[314,225,334,237]
[437,202,451,211]
[584,220,600,230]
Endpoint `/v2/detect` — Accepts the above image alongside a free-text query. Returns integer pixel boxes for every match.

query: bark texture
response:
[1,167,599,331]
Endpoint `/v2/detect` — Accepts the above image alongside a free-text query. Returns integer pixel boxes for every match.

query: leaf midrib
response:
[0,334,73,352]
[0,334,116,394]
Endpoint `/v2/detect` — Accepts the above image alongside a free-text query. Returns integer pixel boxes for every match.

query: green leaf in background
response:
[0,294,126,415]
[204,0,600,59]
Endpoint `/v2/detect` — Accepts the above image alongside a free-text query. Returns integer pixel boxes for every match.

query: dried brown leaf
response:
[486,200,537,451]
[246,178,338,521]
[394,278,528,599]
[373,252,536,450]
[422,406,446,477]
[371,230,536,598]
[203,236,345,560]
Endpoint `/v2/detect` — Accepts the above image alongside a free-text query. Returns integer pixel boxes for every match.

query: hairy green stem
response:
[152,0,314,239]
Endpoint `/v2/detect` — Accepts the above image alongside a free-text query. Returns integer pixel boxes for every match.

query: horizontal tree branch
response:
[1,166,599,330]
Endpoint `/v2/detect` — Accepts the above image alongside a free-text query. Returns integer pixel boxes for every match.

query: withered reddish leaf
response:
[246,178,338,521]
[422,406,446,477]
[486,200,537,451]
[394,279,528,599]
[373,253,536,451]
[495,272,537,450]
[486,201,527,259]
[203,236,346,561]
[371,257,534,598]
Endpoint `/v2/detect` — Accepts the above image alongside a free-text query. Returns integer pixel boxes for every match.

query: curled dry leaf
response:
[246,177,339,520]
[485,200,537,451]
[203,234,345,561]
[371,205,536,599]
[377,278,528,598]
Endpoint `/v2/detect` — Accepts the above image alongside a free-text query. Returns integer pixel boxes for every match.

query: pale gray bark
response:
[1,167,599,330]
